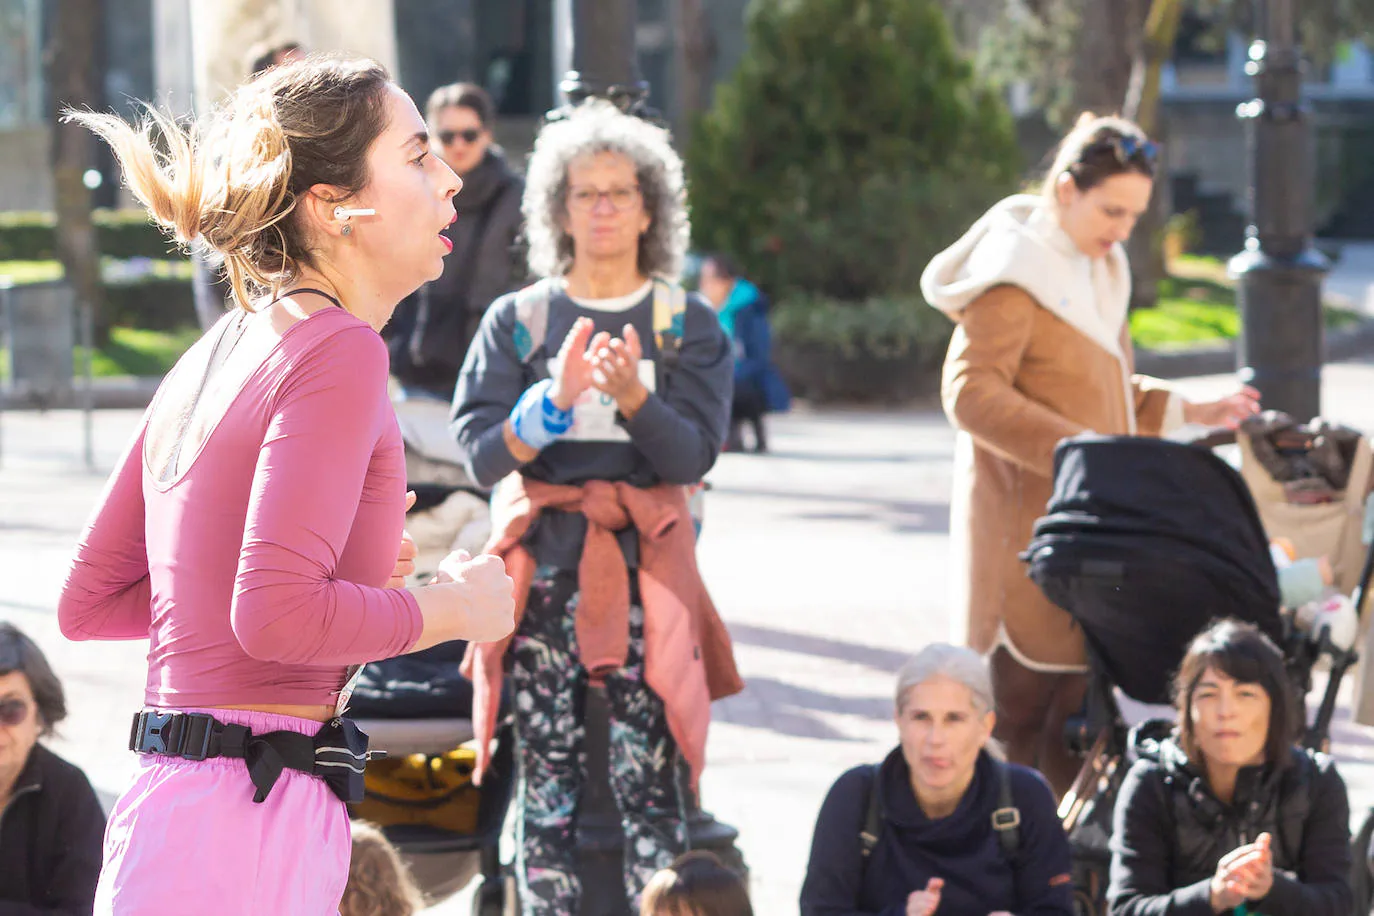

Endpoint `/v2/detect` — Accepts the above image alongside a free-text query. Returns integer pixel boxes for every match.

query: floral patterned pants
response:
[510,568,687,915]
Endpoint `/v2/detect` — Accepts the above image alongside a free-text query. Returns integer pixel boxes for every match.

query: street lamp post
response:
[558,0,650,114]
[1229,0,1328,423]
[548,3,746,914]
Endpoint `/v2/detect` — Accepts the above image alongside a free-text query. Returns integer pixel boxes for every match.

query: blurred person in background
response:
[452,98,741,915]
[641,850,753,916]
[386,82,526,400]
[697,253,790,453]
[921,114,1259,796]
[800,643,1072,916]
[1108,619,1351,916]
[340,820,425,916]
[0,623,106,916]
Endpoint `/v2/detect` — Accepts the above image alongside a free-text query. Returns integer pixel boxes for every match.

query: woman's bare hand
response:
[1184,385,1261,429]
[435,549,516,642]
[548,318,608,411]
[590,323,649,418]
[907,878,944,916]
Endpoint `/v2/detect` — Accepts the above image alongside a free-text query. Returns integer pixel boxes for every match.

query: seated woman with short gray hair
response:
[800,643,1074,916]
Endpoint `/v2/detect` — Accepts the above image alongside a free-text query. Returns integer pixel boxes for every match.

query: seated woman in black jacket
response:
[0,623,106,915]
[1109,619,1352,916]
[800,643,1074,916]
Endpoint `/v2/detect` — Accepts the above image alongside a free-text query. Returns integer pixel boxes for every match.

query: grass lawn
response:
[0,258,192,285]
[1129,255,1361,350]
[0,258,200,380]
[83,326,202,377]
[0,325,201,381]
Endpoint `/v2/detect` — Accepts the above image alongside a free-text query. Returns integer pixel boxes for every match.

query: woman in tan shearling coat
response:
[921,115,1259,796]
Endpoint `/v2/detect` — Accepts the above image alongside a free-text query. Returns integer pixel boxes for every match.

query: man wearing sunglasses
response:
[0,623,105,914]
[385,82,527,400]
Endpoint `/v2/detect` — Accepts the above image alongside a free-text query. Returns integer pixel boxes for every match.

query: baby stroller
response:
[338,391,513,913]
[1022,432,1373,916]
[346,638,517,914]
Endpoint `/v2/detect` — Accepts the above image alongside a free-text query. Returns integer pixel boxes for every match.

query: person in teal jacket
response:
[698,253,791,452]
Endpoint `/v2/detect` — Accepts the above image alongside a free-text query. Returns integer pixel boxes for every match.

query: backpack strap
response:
[990,757,1022,860]
[861,758,1022,882]
[860,763,884,861]
[651,277,687,372]
[512,278,555,363]
[514,277,686,368]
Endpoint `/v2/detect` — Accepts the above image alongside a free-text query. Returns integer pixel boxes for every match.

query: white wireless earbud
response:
[333,206,376,220]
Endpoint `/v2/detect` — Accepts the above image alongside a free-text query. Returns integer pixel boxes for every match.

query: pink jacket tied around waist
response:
[461,475,743,790]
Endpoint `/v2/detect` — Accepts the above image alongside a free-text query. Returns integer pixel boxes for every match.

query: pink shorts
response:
[94,708,350,915]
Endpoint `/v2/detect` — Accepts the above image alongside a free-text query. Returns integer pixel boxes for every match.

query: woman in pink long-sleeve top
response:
[57,56,516,915]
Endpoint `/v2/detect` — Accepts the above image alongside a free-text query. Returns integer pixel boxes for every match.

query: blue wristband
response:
[510,379,574,451]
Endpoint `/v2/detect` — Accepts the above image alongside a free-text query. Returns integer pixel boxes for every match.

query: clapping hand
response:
[1211,832,1274,910]
[907,878,944,916]
[549,317,609,411]
[589,323,649,418]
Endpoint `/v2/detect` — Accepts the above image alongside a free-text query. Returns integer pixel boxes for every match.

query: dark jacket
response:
[1108,738,1352,916]
[800,748,1074,916]
[0,744,106,916]
[386,147,526,398]
[718,280,790,414]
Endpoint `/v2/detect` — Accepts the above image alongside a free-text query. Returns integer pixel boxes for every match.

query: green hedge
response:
[0,209,180,261]
[770,294,955,403]
[104,279,196,331]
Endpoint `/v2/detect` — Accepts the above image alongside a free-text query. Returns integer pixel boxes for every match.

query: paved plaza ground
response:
[7,358,1374,913]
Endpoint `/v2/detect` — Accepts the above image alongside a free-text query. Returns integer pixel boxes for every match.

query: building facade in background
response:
[0,0,1370,243]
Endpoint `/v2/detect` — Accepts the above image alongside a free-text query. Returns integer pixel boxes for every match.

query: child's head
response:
[640,851,752,916]
[340,821,425,916]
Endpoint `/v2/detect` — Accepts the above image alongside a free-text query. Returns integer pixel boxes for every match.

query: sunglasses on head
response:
[1083,134,1159,169]
[0,697,31,727]
[437,128,483,146]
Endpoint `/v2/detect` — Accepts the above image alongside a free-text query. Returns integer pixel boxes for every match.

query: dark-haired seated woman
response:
[1108,619,1352,916]
[0,623,106,915]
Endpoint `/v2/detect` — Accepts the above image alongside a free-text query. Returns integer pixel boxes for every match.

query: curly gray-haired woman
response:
[451,99,743,915]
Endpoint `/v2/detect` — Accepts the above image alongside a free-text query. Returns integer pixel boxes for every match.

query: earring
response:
[341,224,352,237]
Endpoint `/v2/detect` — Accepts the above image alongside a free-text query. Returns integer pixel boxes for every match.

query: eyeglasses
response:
[567,185,642,213]
[1083,135,1159,169]
[0,697,32,727]
[437,128,484,146]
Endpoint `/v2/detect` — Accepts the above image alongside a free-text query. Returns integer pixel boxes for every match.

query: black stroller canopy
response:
[1024,434,1283,705]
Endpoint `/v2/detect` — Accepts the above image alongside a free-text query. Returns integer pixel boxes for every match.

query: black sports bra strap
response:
[277,287,344,310]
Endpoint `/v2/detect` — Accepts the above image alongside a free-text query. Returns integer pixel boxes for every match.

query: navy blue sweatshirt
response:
[450,281,733,569]
[800,749,1074,916]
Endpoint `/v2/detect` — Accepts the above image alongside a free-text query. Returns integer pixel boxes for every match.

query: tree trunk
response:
[48,0,106,347]
[673,0,715,147]
[1123,0,1185,312]
[1070,0,1149,117]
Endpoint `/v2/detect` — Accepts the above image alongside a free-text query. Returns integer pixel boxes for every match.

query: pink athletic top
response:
[58,306,423,709]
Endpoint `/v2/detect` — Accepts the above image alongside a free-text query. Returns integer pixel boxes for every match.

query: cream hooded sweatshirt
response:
[920,193,1182,435]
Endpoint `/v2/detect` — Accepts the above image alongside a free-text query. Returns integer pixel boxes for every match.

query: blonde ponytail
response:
[66,54,392,310]
[64,106,206,253]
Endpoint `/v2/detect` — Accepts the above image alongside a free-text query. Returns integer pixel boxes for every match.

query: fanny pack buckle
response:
[129,710,215,761]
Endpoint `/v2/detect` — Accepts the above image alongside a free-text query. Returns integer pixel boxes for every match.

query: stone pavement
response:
[8,360,1374,914]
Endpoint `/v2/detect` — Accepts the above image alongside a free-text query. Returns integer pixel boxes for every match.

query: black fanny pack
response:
[129,710,372,804]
